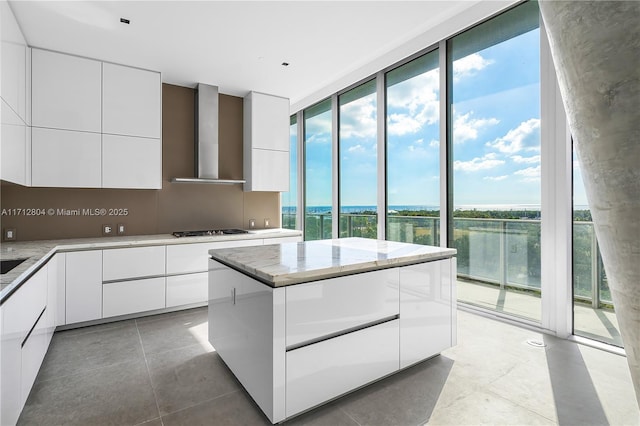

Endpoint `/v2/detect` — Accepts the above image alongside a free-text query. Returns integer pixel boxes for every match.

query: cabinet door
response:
[166,273,208,307]
[399,259,453,368]
[32,49,101,132]
[66,250,102,324]
[103,277,166,318]
[248,92,289,152]
[52,253,67,327]
[32,127,101,188]
[102,134,161,189]
[248,148,289,192]
[1,99,28,185]
[21,310,49,409]
[103,245,165,281]
[1,0,28,122]
[166,239,258,275]
[286,319,399,418]
[262,236,302,245]
[0,264,48,425]
[102,62,161,139]
[286,268,399,347]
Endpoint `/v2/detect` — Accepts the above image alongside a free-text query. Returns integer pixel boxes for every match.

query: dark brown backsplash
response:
[0,84,280,241]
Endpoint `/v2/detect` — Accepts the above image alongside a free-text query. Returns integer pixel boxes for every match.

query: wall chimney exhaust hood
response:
[171,83,245,184]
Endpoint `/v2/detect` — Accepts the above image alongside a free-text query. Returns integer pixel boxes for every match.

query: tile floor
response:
[18,307,639,426]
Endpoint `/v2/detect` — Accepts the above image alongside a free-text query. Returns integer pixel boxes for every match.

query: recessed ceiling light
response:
[281,62,290,67]
[120,17,130,24]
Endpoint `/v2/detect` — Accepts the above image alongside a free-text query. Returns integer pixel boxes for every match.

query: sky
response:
[284,24,589,211]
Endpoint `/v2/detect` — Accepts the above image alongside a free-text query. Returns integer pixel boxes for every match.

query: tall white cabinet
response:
[243,91,290,192]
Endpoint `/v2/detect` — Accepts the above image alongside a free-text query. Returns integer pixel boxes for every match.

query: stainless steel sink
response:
[1,258,28,274]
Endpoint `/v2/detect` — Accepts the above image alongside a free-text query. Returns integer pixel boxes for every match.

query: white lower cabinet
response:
[103,277,165,318]
[103,245,165,282]
[166,273,208,307]
[285,268,399,347]
[262,236,302,245]
[65,250,102,324]
[0,263,48,425]
[399,258,453,368]
[286,319,399,418]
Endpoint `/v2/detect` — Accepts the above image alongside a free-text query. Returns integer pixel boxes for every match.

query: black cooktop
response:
[172,229,249,238]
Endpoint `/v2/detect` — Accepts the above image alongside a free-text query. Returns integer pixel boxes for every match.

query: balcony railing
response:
[282,212,611,308]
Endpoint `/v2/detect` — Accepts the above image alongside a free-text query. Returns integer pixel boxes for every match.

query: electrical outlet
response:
[249,219,256,228]
[4,228,16,241]
[117,224,125,235]
[103,224,113,236]
[264,218,270,228]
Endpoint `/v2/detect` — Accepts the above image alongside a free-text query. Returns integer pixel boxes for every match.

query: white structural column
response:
[539,1,640,405]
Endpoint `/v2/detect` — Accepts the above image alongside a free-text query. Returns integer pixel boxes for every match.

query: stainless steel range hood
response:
[171,83,245,185]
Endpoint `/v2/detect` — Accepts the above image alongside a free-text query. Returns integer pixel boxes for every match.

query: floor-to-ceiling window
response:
[386,50,440,245]
[448,1,542,321]
[304,99,333,241]
[282,115,298,229]
[572,147,619,346]
[338,80,377,238]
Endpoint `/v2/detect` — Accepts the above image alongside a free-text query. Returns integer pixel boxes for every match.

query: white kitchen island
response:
[208,237,457,424]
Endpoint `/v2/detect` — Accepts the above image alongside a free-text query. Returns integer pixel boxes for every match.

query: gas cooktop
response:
[172,229,249,238]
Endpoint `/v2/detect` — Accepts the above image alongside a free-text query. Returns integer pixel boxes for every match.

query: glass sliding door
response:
[338,80,377,238]
[386,50,440,245]
[304,99,332,241]
[448,2,542,321]
[282,115,298,229]
[572,148,620,346]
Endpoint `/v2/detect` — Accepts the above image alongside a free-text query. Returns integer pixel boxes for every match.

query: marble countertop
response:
[0,229,302,302]
[209,237,456,287]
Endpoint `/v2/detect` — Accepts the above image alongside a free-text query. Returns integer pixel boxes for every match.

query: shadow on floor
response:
[543,335,609,426]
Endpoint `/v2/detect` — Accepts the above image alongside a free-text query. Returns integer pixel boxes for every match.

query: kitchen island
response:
[208,237,457,423]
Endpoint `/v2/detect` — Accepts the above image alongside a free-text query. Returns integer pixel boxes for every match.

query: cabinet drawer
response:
[166,240,258,275]
[285,268,399,347]
[286,319,399,418]
[21,308,49,409]
[262,236,301,245]
[103,246,165,281]
[102,277,165,318]
[166,273,208,307]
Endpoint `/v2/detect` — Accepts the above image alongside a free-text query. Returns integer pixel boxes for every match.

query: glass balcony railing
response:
[284,212,610,308]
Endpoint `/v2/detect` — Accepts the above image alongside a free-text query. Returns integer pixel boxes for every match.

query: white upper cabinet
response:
[31,49,101,133]
[31,127,101,188]
[243,91,290,192]
[102,134,162,189]
[1,0,28,123]
[102,63,161,139]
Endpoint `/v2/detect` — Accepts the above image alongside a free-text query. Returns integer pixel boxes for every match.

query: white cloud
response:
[484,175,508,181]
[511,154,541,164]
[453,53,494,81]
[486,118,540,154]
[348,144,365,153]
[454,153,504,172]
[453,112,499,144]
[387,70,439,136]
[514,165,541,182]
[429,140,440,148]
[340,95,377,139]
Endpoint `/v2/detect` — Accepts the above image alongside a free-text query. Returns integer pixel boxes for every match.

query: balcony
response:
[283,212,620,346]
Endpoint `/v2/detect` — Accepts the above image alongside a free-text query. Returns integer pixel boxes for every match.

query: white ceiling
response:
[9,1,514,111]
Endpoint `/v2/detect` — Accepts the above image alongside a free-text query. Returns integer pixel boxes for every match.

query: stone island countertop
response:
[209,237,456,287]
